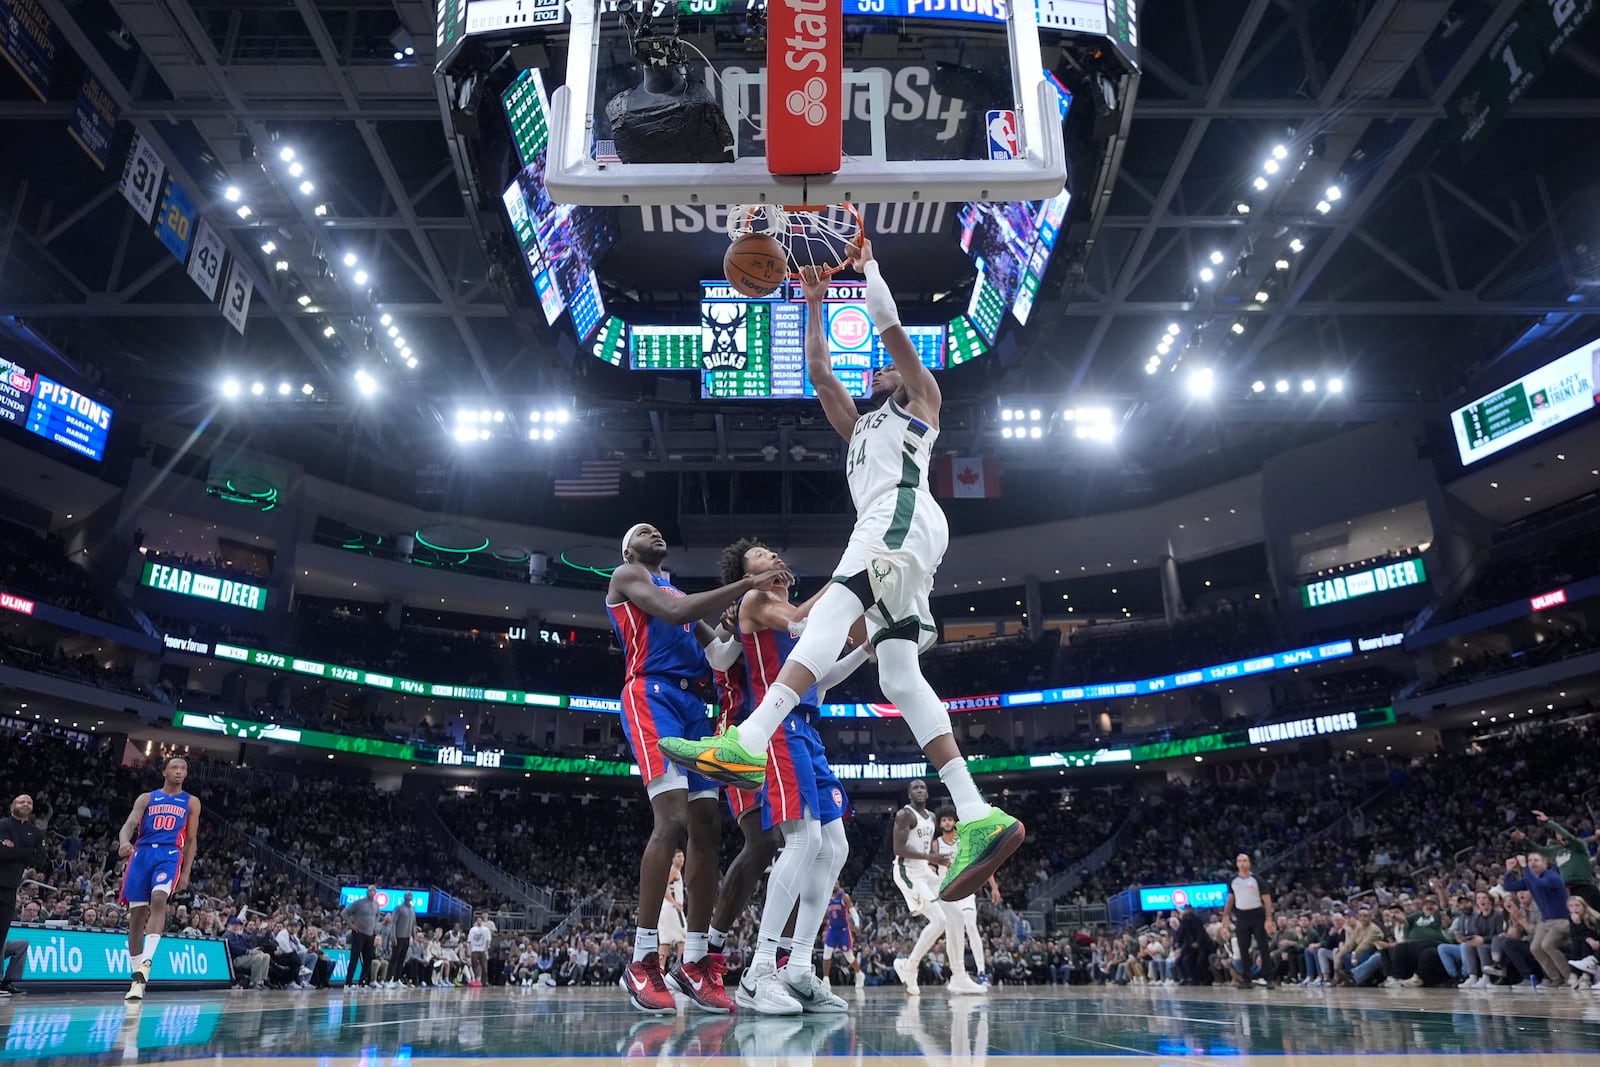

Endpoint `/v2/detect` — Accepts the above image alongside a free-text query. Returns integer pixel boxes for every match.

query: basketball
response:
[723,232,787,297]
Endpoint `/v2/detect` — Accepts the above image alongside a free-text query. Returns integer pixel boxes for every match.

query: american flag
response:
[553,460,623,499]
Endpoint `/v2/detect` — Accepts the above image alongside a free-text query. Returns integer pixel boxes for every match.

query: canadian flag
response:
[932,457,1002,499]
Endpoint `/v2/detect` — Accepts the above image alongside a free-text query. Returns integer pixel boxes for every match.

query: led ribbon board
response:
[1137,883,1229,911]
[1299,558,1426,608]
[140,562,268,611]
[338,886,432,913]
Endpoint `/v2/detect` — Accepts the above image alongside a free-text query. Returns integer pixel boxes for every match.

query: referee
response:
[1221,852,1276,990]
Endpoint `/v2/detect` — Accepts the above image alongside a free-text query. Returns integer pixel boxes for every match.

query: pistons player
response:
[722,537,870,1014]
[821,881,860,984]
[116,756,200,1001]
[607,522,788,1013]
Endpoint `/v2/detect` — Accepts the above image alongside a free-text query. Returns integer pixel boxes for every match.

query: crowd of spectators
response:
[1421,623,1600,693]
[1445,517,1600,620]
[0,522,130,625]
[0,628,144,695]
[139,547,270,587]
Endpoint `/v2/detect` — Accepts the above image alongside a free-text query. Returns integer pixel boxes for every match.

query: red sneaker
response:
[619,952,676,1014]
[669,953,735,1013]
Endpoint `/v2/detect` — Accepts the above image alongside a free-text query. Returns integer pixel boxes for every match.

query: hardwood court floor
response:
[5,983,1600,1065]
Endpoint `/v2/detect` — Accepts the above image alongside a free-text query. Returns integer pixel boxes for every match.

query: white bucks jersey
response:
[845,397,938,512]
[934,835,956,865]
[900,805,937,875]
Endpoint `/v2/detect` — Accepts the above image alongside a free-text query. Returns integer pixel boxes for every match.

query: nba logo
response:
[986,110,1019,160]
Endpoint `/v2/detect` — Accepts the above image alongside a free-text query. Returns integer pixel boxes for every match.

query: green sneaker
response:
[658,727,767,790]
[938,808,1025,902]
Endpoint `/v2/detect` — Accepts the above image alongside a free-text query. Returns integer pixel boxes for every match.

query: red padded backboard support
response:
[765,0,844,175]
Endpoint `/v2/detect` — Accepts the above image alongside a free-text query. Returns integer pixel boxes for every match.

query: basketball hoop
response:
[729,203,864,280]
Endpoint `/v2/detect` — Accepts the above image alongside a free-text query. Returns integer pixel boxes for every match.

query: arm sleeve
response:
[862,261,901,333]
[704,634,742,672]
[815,646,871,698]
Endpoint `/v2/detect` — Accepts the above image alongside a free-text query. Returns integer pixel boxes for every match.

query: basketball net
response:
[730,203,863,280]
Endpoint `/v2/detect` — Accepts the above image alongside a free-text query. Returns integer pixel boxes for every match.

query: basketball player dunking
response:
[662,243,1024,902]
[606,522,788,1013]
[722,537,870,1014]
[117,756,200,1001]
[890,780,979,995]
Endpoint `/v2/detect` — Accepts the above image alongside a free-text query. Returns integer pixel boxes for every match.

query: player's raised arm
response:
[801,266,861,440]
[609,562,786,627]
[852,237,941,425]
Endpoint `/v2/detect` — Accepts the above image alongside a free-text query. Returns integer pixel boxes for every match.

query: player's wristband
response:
[862,261,901,333]
[788,619,807,639]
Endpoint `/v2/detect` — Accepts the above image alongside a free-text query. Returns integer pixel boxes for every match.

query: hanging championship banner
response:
[67,71,118,169]
[221,259,253,335]
[118,131,165,224]
[187,219,225,301]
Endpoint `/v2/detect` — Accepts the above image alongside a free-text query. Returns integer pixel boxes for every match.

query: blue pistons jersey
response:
[138,790,192,848]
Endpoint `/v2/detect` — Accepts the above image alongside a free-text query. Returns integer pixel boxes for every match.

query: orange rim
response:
[741,203,863,280]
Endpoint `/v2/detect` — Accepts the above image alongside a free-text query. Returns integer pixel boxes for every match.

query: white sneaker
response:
[947,975,987,996]
[893,958,920,996]
[782,969,848,1012]
[1382,977,1400,988]
[1572,956,1599,976]
[1401,975,1424,987]
[735,962,803,1016]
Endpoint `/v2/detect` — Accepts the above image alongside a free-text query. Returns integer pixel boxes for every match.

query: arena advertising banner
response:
[17,928,232,988]
[1136,883,1230,911]
[1299,558,1427,609]
[338,887,432,914]
[140,561,268,610]
[0,1002,225,1060]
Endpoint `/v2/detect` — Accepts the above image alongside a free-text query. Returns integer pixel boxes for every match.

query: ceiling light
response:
[289,161,306,178]
[354,370,377,397]
[1263,158,1280,175]
[1144,363,1158,376]
[274,259,289,272]
[1252,176,1269,191]
[1166,323,1180,335]
[296,294,312,306]
[1315,200,1331,214]
[299,180,315,195]
[1289,237,1305,253]
[278,146,295,162]
[1230,322,1245,335]
[1275,379,1289,393]
[224,186,241,202]
[1251,380,1265,393]
[543,428,556,441]
[1029,426,1042,439]
[250,381,265,396]
[314,204,330,217]
[1327,377,1344,393]
[277,382,291,396]
[1188,367,1214,398]
[1236,202,1251,214]
[322,325,336,338]
[1199,267,1215,282]
[556,410,571,423]
[380,314,393,326]
[235,205,252,219]
[393,336,405,348]
[1325,185,1342,201]
[1002,426,1014,438]
[387,325,399,337]
[405,45,415,56]
[406,357,418,369]
[302,383,315,396]
[1301,378,1317,393]
[260,240,276,254]
[1275,258,1290,270]
[222,379,241,399]
[529,411,541,422]
[1209,250,1225,265]
[353,270,369,286]
[401,347,413,359]
[343,253,358,267]
[1254,290,1269,302]
[1029,408,1042,421]
[1157,341,1171,354]
[1272,144,1288,160]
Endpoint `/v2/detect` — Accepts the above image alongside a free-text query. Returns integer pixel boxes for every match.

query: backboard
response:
[545,0,1068,206]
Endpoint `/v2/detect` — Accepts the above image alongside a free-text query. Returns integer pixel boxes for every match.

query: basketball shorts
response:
[892,859,942,917]
[823,925,854,950]
[726,780,762,821]
[832,487,946,652]
[120,844,181,906]
[621,675,721,794]
[763,710,847,830]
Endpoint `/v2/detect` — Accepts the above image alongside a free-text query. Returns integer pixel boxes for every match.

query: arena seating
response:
[0,522,134,625]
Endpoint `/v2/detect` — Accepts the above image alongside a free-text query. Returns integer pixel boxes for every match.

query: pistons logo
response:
[829,306,872,351]
[155,871,169,883]
[1172,889,1188,908]
[832,788,843,806]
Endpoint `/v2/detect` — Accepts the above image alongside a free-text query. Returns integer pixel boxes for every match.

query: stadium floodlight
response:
[1275,258,1290,271]
[277,382,292,396]
[406,357,418,368]
[1275,379,1290,393]
[1209,250,1225,265]
[314,203,330,217]
[1263,158,1280,175]
[1188,367,1214,398]
[343,252,358,267]
[302,383,315,396]
[556,409,571,423]
[1254,290,1269,303]
[1315,200,1331,214]
[1157,341,1171,354]
[1199,267,1215,283]
[1328,377,1344,393]
[455,426,477,444]
[1029,409,1042,422]
[1289,237,1306,253]
[288,162,304,178]
[1166,323,1181,335]
[1301,378,1317,393]
[322,325,336,338]
[1002,426,1014,438]
[401,347,413,360]
[279,146,295,162]
[1325,185,1342,201]
[1236,202,1251,214]
[235,205,252,219]
[543,428,556,441]
[393,336,405,349]
[1230,322,1245,335]
[1251,380,1266,393]
[355,369,377,397]
[275,259,289,272]
[1145,362,1159,375]
[250,382,265,396]
[221,378,241,399]
[299,181,315,196]
[387,326,399,337]
[1272,144,1289,160]
[1252,176,1269,191]
[380,314,393,326]
[1001,409,1013,421]
[353,270,369,286]
[260,240,276,255]
[1029,426,1042,439]
[224,186,241,202]
[296,294,312,307]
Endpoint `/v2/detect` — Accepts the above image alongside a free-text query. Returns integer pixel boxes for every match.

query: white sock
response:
[965,913,986,972]
[708,925,728,953]
[753,933,782,973]
[909,909,946,966]
[939,901,967,980]
[787,819,848,981]
[685,932,708,964]
[633,928,659,962]
[142,934,162,961]
[739,683,799,753]
[938,758,992,823]
[780,936,797,957]
[753,824,811,973]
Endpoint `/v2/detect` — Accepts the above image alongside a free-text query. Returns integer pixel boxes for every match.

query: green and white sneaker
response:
[937,808,1025,902]
[658,726,767,791]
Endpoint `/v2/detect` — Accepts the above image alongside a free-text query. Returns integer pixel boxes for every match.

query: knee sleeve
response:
[874,639,953,748]
[783,583,867,679]
[820,819,849,878]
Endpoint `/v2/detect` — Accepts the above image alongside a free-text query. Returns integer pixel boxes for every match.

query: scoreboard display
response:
[501,68,550,169]
[631,325,702,370]
[591,316,629,367]
[1451,341,1597,465]
[946,315,989,365]
[0,356,113,462]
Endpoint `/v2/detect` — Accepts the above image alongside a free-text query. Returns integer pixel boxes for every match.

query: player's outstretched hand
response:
[799,264,828,303]
[745,564,793,591]
[846,236,875,271]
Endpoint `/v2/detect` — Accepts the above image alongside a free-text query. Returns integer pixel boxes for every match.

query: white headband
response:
[621,523,653,559]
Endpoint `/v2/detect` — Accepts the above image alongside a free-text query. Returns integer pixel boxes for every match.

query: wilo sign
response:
[140,561,268,611]
[1301,558,1427,609]
[22,929,232,987]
